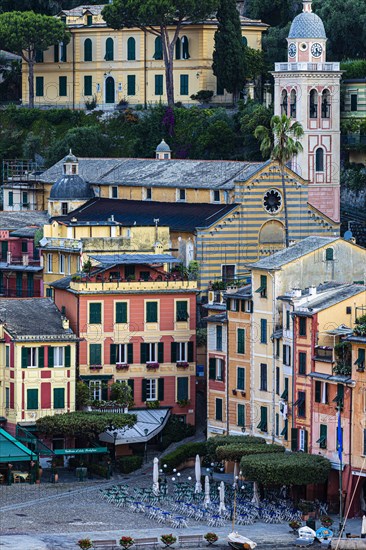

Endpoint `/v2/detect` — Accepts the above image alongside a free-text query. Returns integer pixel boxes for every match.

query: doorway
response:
[105,76,115,104]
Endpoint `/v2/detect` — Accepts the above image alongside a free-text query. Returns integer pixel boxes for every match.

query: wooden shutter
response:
[140,343,147,364]
[187,341,194,362]
[238,404,245,427]
[146,302,157,322]
[176,301,188,321]
[84,38,92,61]
[141,379,147,401]
[237,367,245,390]
[180,74,189,96]
[48,347,54,368]
[59,76,67,96]
[215,398,223,421]
[291,428,298,451]
[299,352,306,374]
[209,358,216,380]
[127,343,133,364]
[158,342,164,364]
[90,344,101,365]
[304,429,308,453]
[260,406,267,431]
[158,378,165,401]
[116,302,127,323]
[105,37,114,61]
[237,329,245,354]
[154,36,162,59]
[182,36,190,59]
[315,380,321,402]
[320,424,327,449]
[65,346,71,368]
[110,344,117,364]
[27,389,38,410]
[89,303,101,324]
[102,382,108,401]
[22,347,28,368]
[127,37,136,60]
[127,75,136,95]
[171,342,177,363]
[54,45,59,62]
[127,379,134,399]
[261,319,267,343]
[177,377,188,400]
[38,347,44,368]
[54,388,65,409]
[84,75,92,95]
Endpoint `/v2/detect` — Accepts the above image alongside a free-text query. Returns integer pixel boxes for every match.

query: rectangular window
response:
[299,317,307,337]
[46,287,53,298]
[176,300,188,321]
[178,188,186,201]
[35,49,44,63]
[146,301,158,323]
[61,202,68,215]
[237,367,245,391]
[53,388,65,409]
[5,345,10,368]
[177,377,189,401]
[299,428,306,451]
[351,93,358,112]
[238,403,245,427]
[237,328,245,354]
[115,343,127,363]
[180,74,189,95]
[115,302,127,324]
[215,398,223,421]
[89,343,102,366]
[127,74,136,96]
[60,42,67,62]
[299,352,307,375]
[26,347,38,368]
[216,358,224,381]
[146,378,157,401]
[155,75,163,95]
[275,413,279,437]
[27,389,38,410]
[216,325,223,351]
[256,275,267,298]
[89,303,102,324]
[260,319,267,344]
[5,387,10,409]
[146,343,158,363]
[297,391,306,417]
[222,264,235,283]
[8,192,13,207]
[22,192,28,207]
[257,406,268,432]
[53,347,64,368]
[47,254,53,273]
[176,342,188,362]
[283,344,291,366]
[112,186,118,199]
[213,190,220,202]
[84,75,92,96]
[334,383,344,407]
[145,188,152,200]
[59,76,67,96]
[87,14,93,26]
[286,310,290,330]
[318,424,327,449]
[36,76,44,97]
[89,380,101,401]
[260,363,267,391]
[276,366,280,395]
[59,254,65,274]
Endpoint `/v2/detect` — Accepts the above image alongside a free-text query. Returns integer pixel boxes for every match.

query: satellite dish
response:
[344,230,353,241]
[39,237,49,247]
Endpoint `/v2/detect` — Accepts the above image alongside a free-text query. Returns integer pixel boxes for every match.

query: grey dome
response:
[156,139,171,152]
[288,12,326,39]
[50,174,95,200]
[63,149,78,163]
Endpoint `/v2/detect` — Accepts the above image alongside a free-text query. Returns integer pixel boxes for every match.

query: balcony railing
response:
[1,253,40,267]
[275,62,340,72]
[314,346,333,362]
[41,238,82,251]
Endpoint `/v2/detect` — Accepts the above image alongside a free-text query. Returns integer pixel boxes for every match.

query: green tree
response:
[102,0,218,106]
[0,11,69,108]
[110,382,134,408]
[0,1,105,15]
[239,100,273,160]
[212,0,247,105]
[246,0,296,28]
[254,114,304,247]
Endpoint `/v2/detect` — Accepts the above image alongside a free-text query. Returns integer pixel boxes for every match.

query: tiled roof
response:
[288,12,326,39]
[205,313,227,323]
[91,253,180,265]
[0,211,48,231]
[294,284,365,314]
[225,284,252,298]
[53,198,239,232]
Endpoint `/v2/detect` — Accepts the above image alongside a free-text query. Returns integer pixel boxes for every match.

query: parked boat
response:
[228,531,257,549]
[316,526,333,544]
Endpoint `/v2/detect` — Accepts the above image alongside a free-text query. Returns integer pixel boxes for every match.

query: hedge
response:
[216,443,285,462]
[205,435,265,461]
[116,455,143,474]
[162,442,207,472]
[240,452,331,486]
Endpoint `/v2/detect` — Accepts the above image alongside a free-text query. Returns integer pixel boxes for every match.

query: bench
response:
[92,540,117,549]
[178,534,204,547]
[134,538,159,548]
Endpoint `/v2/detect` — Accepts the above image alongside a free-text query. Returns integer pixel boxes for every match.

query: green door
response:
[105,76,115,104]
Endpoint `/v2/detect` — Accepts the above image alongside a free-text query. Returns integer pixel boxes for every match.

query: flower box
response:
[176,361,189,368]
[232,389,237,395]
[116,363,129,370]
[90,365,102,370]
[146,362,159,369]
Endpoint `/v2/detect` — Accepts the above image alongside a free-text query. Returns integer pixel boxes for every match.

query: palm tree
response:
[254,114,304,248]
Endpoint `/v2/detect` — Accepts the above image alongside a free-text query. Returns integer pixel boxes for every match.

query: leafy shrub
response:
[159,415,195,450]
[340,59,366,79]
[205,435,265,461]
[87,463,108,478]
[190,90,214,104]
[85,96,97,110]
[116,455,143,474]
[216,443,285,462]
[163,442,207,472]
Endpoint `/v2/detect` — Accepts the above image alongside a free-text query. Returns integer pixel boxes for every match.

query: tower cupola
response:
[155,139,171,160]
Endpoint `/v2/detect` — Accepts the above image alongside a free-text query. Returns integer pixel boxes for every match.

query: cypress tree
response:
[212,0,247,105]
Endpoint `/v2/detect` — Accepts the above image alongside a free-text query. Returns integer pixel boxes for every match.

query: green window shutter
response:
[177,377,188,400]
[54,45,59,62]
[84,38,92,61]
[65,346,71,368]
[180,74,189,96]
[175,37,181,59]
[140,343,147,364]
[127,37,136,60]
[35,49,44,62]
[315,380,321,402]
[127,379,134,398]
[38,347,44,368]
[84,75,92,95]
[22,347,28,368]
[260,319,267,344]
[237,367,245,390]
[48,347,54,368]
[158,378,164,401]
[105,37,114,61]
[325,247,334,261]
[291,428,298,451]
[154,36,162,59]
[54,388,65,409]
[304,429,308,453]
[176,301,188,321]
[238,404,245,427]
[158,342,164,363]
[127,343,133,364]
[36,77,44,97]
[299,352,306,375]
[187,341,194,362]
[8,192,13,207]
[90,344,101,365]
[209,358,216,380]
[182,36,189,59]
[215,398,223,421]
[60,42,67,62]
[171,342,177,363]
[141,379,147,401]
[110,344,117,364]
[320,424,327,449]
[260,406,267,432]
[155,75,163,95]
[16,272,22,296]
[146,302,158,322]
[102,382,108,401]
[89,303,101,324]
[237,328,245,354]
[59,76,67,96]
[127,75,136,96]
[27,389,38,410]
[87,14,92,26]
[116,302,127,323]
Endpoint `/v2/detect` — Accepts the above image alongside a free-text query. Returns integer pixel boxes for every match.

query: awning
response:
[307,372,354,384]
[0,428,35,463]
[54,446,108,456]
[99,408,171,445]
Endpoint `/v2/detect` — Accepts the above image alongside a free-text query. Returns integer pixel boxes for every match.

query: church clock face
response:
[263,189,283,214]
[288,43,297,58]
[311,43,323,57]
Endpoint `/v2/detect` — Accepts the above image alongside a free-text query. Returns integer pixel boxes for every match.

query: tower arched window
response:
[290,90,297,118]
[84,38,92,62]
[175,37,181,60]
[182,36,190,59]
[154,36,163,60]
[309,89,318,118]
[315,148,324,172]
[321,89,330,118]
[127,37,136,60]
[105,38,114,61]
[281,90,288,116]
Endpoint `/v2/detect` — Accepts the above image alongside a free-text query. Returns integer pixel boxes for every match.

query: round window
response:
[300,42,308,51]
[263,189,283,214]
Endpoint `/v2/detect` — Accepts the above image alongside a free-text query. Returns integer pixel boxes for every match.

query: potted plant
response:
[176,361,189,368]
[116,363,129,370]
[289,520,302,534]
[232,389,237,395]
[77,539,92,550]
[160,534,177,547]
[119,536,134,549]
[298,500,314,520]
[320,515,333,528]
[146,362,159,369]
[204,532,219,545]
[177,398,190,408]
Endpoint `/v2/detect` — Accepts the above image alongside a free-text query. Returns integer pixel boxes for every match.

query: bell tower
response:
[273,0,342,223]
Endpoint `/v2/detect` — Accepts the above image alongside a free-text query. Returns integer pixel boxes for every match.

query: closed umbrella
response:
[153,457,159,495]
[251,481,260,505]
[219,481,226,514]
[195,454,202,493]
[204,475,211,507]
[361,515,366,538]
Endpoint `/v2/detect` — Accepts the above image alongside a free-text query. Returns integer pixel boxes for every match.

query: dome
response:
[288,11,326,39]
[49,174,95,200]
[156,139,171,153]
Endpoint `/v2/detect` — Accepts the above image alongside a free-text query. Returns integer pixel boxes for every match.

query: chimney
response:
[62,318,70,330]
[309,285,317,297]
[292,288,301,298]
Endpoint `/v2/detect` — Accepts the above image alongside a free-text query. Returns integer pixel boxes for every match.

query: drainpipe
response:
[267,270,276,444]
[72,32,75,110]
[226,316,229,435]
[143,30,147,109]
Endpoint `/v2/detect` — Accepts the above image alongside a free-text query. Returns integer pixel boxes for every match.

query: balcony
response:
[275,62,340,72]
[41,237,82,251]
[1,252,40,267]
[313,346,333,362]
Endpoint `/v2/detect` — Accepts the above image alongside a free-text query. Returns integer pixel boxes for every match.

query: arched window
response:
[127,37,136,60]
[105,37,114,61]
[84,38,92,62]
[182,36,190,59]
[281,89,288,116]
[322,89,330,118]
[290,89,296,118]
[309,89,318,118]
[242,36,248,47]
[154,36,163,60]
[325,247,334,261]
[175,37,181,60]
[315,148,324,172]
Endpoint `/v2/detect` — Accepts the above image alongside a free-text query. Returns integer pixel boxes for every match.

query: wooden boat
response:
[227,531,257,549]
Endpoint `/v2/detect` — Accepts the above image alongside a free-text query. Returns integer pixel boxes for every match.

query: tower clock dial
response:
[311,43,323,57]
[288,43,297,58]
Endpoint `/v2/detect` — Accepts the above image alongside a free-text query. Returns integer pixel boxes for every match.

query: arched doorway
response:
[105,76,115,104]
